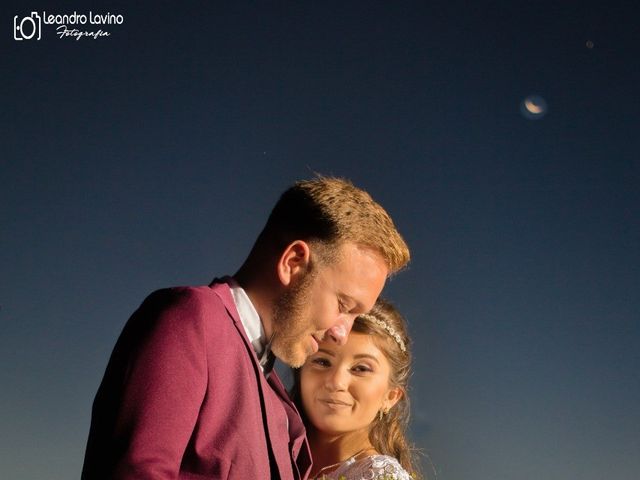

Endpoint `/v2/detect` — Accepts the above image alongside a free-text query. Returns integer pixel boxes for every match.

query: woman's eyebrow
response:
[353,353,380,364]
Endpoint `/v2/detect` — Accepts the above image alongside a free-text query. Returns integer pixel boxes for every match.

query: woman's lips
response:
[320,398,352,408]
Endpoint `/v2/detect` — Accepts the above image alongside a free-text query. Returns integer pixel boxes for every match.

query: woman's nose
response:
[324,367,348,391]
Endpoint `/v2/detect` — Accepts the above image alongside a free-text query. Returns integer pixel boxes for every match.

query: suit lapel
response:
[209,280,299,479]
[268,372,312,480]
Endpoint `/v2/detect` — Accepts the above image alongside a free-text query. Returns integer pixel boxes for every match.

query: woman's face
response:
[300,331,401,437]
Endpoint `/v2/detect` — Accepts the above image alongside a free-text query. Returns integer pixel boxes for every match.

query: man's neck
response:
[232,271,275,338]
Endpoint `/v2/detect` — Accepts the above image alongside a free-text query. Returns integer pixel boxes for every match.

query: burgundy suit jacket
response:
[82,281,311,479]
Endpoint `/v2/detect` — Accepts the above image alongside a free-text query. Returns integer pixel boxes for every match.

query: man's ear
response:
[277,240,311,286]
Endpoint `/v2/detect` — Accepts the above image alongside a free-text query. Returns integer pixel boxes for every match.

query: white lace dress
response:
[314,454,413,480]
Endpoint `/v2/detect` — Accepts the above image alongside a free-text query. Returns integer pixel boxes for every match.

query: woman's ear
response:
[384,387,404,411]
[276,240,311,286]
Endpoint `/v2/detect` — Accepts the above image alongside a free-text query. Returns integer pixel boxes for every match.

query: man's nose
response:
[325,314,356,345]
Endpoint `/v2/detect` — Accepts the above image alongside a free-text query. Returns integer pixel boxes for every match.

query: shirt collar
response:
[227,278,274,372]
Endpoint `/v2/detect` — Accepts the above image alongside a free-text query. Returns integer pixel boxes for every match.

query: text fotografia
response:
[56,26,110,40]
[43,11,124,26]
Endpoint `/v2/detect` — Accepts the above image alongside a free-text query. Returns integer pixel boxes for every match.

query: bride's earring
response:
[378,407,388,421]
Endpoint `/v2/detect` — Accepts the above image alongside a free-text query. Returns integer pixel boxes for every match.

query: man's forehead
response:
[330,243,387,273]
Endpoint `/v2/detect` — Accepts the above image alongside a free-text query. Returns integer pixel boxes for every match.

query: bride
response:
[292,299,421,479]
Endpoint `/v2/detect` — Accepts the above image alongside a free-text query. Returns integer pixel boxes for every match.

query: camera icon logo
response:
[14,12,42,41]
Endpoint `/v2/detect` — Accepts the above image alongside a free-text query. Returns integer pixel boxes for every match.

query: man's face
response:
[271,242,388,368]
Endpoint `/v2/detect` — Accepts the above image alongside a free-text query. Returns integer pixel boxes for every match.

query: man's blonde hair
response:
[255,176,410,273]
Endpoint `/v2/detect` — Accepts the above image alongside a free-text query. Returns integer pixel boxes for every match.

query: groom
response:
[81,176,410,480]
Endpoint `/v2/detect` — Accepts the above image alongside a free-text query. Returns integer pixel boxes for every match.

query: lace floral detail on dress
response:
[316,454,413,480]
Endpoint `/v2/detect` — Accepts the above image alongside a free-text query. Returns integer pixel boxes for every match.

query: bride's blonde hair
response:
[353,298,421,479]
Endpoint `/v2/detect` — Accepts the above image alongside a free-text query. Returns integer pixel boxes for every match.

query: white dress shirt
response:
[227,278,271,371]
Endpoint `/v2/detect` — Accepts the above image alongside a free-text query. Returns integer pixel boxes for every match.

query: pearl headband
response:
[357,313,407,353]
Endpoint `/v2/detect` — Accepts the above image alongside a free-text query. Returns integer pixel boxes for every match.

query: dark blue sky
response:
[2,1,639,479]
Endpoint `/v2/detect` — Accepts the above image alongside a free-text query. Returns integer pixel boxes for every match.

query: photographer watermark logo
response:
[13,11,124,41]
[13,12,41,40]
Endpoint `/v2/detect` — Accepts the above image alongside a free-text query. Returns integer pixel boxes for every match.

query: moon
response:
[520,95,548,120]
[524,99,544,114]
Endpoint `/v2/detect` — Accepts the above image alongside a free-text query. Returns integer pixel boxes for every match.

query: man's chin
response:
[271,343,306,369]
[281,354,306,369]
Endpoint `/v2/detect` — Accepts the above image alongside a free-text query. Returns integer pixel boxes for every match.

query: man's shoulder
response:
[144,284,226,309]
[132,284,234,330]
